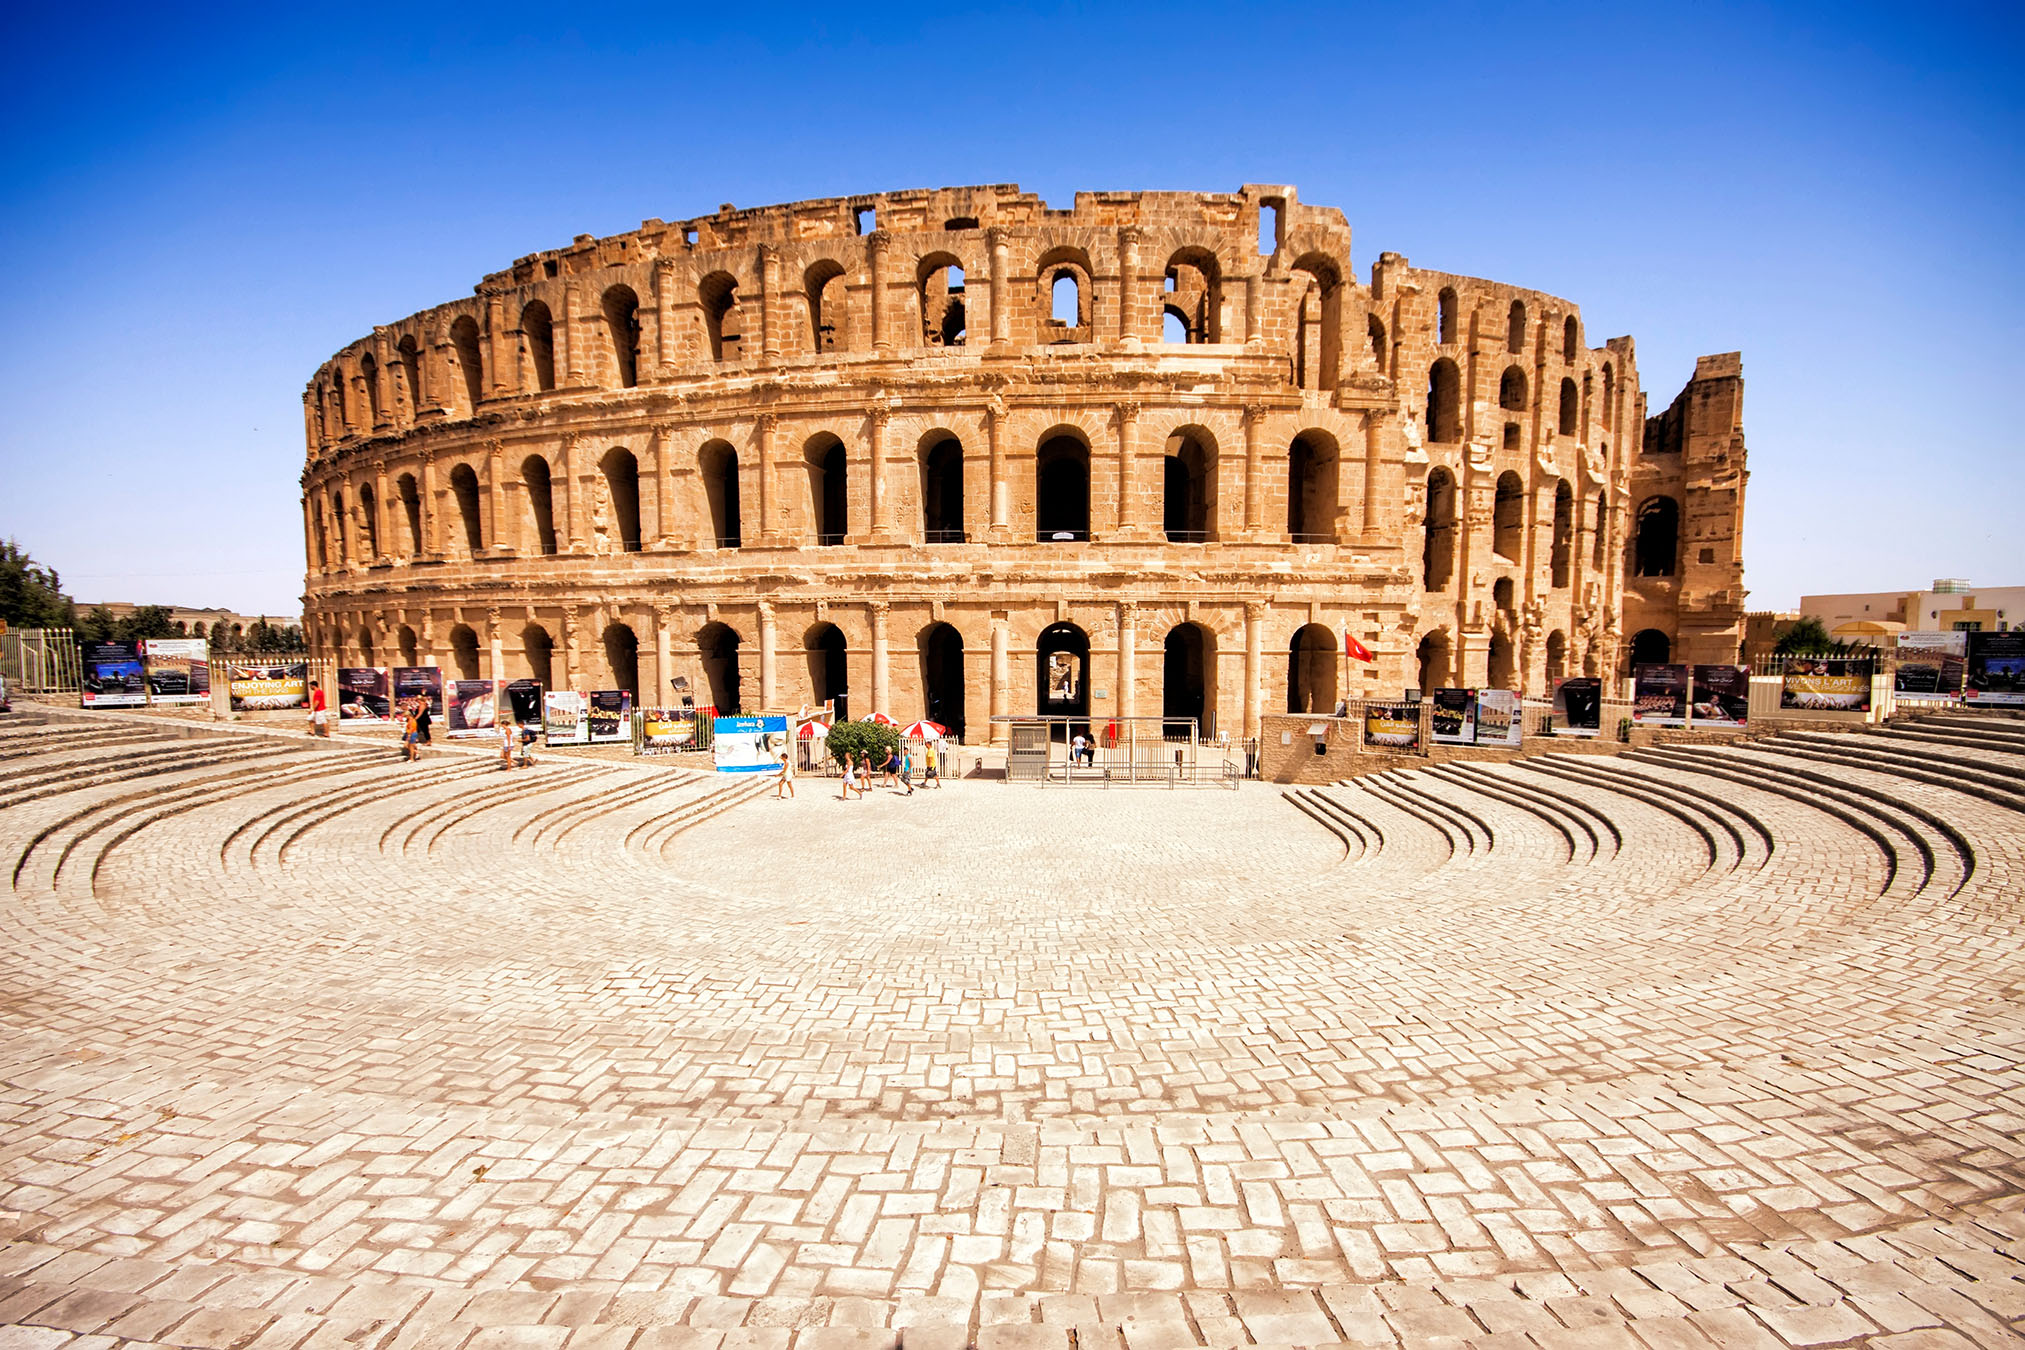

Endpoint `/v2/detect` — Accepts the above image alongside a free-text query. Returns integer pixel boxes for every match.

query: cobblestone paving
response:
[2,708,2023,1348]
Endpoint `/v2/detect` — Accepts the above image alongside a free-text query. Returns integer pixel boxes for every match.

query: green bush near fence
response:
[826,720,899,767]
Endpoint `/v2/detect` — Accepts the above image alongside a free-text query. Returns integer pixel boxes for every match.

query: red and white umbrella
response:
[864,711,900,726]
[900,720,946,741]
[796,720,829,740]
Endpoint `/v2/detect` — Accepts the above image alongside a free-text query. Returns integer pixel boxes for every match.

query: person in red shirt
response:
[309,684,329,737]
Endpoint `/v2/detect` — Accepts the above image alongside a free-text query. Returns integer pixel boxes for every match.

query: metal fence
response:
[2,628,81,693]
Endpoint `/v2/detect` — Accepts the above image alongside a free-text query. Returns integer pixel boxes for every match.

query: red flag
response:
[1345,631,1375,663]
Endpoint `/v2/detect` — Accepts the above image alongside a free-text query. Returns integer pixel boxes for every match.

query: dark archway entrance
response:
[1630,628,1672,667]
[1416,630,1452,695]
[1036,622,1089,728]
[698,623,742,714]
[1287,624,1338,714]
[807,623,848,721]
[1162,624,1213,737]
[1036,436,1090,540]
[603,623,639,698]
[922,624,966,741]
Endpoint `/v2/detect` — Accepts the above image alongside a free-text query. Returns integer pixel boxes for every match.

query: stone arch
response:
[919,430,966,542]
[448,463,483,554]
[1602,363,1616,431]
[1366,313,1387,374]
[1162,621,1217,737]
[1499,365,1528,412]
[359,351,381,425]
[805,259,847,354]
[1493,471,1525,561]
[521,455,556,555]
[521,300,556,391]
[1559,377,1578,435]
[1634,495,1680,577]
[805,621,850,721]
[1551,479,1574,588]
[1290,252,1342,391]
[601,284,642,387]
[1423,467,1457,590]
[357,623,376,668]
[397,625,419,669]
[1036,621,1089,720]
[918,621,967,740]
[1437,287,1458,345]
[1163,424,1218,542]
[396,335,424,415]
[397,473,422,556]
[520,623,554,689]
[357,482,380,558]
[699,271,743,361]
[449,314,483,411]
[602,619,640,698]
[1488,631,1516,691]
[1427,358,1461,443]
[598,446,642,552]
[1286,623,1338,714]
[329,488,350,566]
[700,439,741,548]
[1035,427,1091,541]
[1563,315,1580,362]
[1416,628,1452,693]
[1287,429,1339,543]
[1546,629,1568,682]
[448,623,481,681]
[1035,244,1093,342]
[805,432,848,545]
[1631,628,1672,667]
[915,251,967,348]
[1507,299,1526,354]
[1163,246,1222,343]
[1592,489,1608,570]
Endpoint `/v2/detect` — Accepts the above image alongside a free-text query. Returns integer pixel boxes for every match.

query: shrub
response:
[825,719,898,767]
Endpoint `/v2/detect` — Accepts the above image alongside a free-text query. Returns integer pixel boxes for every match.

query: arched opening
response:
[806,623,849,722]
[806,260,846,354]
[1493,471,1525,562]
[1437,287,1457,345]
[1423,468,1457,590]
[522,624,554,691]
[698,623,741,714]
[1162,623,1215,736]
[601,285,641,387]
[1163,431,1215,542]
[1559,377,1578,435]
[1507,299,1526,353]
[918,256,966,347]
[521,300,555,392]
[1493,577,1515,617]
[1634,496,1680,577]
[358,627,375,668]
[602,622,639,698]
[1503,423,1522,453]
[1592,490,1608,569]
[700,272,742,361]
[701,441,741,549]
[1488,632,1515,691]
[1602,363,1616,431]
[1563,315,1579,362]
[922,437,965,543]
[1551,479,1573,588]
[1287,432,1339,543]
[1162,308,1189,344]
[522,456,557,555]
[599,447,642,552]
[1427,358,1461,442]
[1631,629,1672,666]
[1499,365,1528,412]
[809,435,847,545]
[1038,249,1093,342]
[1367,314,1388,373]
[1291,255,1341,391]
[396,336,423,414]
[1036,622,1089,720]
[450,314,483,411]
[449,624,481,682]
[1051,273,1079,325]
[1546,629,1568,683]
[1287,624,1338,714]
[1416,630,1452,693]
[921,623,966,741]
[397,473,422,555]
[1035,434,1090,541]
[1163,248,1221,343]
[358,483,380,558]
[449,464,483,554]
[327,374,346,434]
[330,490,349,565]
[398,625,419,669]
[359,352,381,425]
[309,502,327,571]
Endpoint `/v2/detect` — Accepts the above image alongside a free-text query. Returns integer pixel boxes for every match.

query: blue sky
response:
[1,1,2018,616]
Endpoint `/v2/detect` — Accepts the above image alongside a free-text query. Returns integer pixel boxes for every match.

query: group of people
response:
[770,741,944,800]
[398,697,435,761]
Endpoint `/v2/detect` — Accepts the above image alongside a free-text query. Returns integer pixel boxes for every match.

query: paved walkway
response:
[1,709,2022,1348]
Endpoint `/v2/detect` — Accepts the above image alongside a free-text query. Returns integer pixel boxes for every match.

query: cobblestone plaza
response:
[2,711,2023,1348]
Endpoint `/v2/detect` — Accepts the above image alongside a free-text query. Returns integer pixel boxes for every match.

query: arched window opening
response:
[1507,299,1526,354]
[700,272,742,361]
[806,261,846,354]
[601,285,641,388]
[1367,314,1388,373]
[944,216,978,232]
[1163,249,1221,343]
[309,502,327,571]
[1163,623,1215,738]
[331,491,350,566]
[807,623,849,722]
[1493,577,1515,617]
[602,622,639,698]
[522,456,557,555]
[1634,496,1680,577]
[702,441,741,549]
[1038,250,1093,342]
[698,623,742,714]
[1291,255,1342,391]
[1037,622,1090,721]
[1499,365,1528,411]
[1631,628,1672,667]
[521,301,555,392]
[396,336,424,415]
[1558,377,1578,435]
[1592,490,1608,569]
[809,437,848,546]
[1416,630,1451,694]
[359,353,381,425]
[327,374,347,433]
[599,446,642,552]
[1036,435,1090,541]
[1287,433,1338,543]
[1493,471,1525,562]
[918,257,966,347]
[357,627,374,668]
[1051,273,1079,326]
[358,484,380,558]
[921,623,966,741]
[1546,630,1567,682]
[1488,632,1515,690]
[1426,358,1461,442]
[1422,468,1457,590]
[1163,432,1215,542]
[449,464,483,554]
[1287,624,1339,715]
[1550,480,1573,588]
[1602,363,1616,431]
[522,624,554,691]
[1161,308,1189,344]
[449,315,484,411]
[1437,287,1457,345]
[922,437,965,543]
[449,624,481,682]
[1563,315,1579,362]
[398,625,419,669]
[1257,198,1281,256]
[1503,423,1521,453]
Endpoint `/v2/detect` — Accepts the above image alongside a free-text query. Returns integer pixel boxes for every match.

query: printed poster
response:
[1362,702,1421,751]
[543,690,588,745]
[1632,663,1690,726]
[1780,658,1874,712]
[392,666,444,719]
[1429,688,1477,744]
[337,666,392,722]
[504,679,544,729]
[639,707,697,754]
[1690,664,1751,727]
[587,690,632,744]
[714,714,789,772]
[1475,688,1523,747]
[447,680,499,737]
[141,638,210,704]
[229,661,309,712]
[80,641,146,708]
[1894,632,1966,700]
[1553,678,1602,737]
[1965,631,2025,706]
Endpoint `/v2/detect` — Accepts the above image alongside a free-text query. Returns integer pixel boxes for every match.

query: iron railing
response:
[2,628,80,693]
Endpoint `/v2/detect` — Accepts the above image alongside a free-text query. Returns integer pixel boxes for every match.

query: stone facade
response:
[299,184,1749,742]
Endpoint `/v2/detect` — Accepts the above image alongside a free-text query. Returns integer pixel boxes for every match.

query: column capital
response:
[1114,400,1141,424]
[1116,224,1143,248]
[756,599,776,622]
[755,412,778,435]
[865,229,892,254]
[987,226,1012,251]
[1118,600,1139,621]
[1245,600,1269,622]
[1242,403,1271,426]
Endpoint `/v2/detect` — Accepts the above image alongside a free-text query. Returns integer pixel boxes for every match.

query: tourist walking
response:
[839,752,858,800]
[401,701,421,762]
[924,740,942,788]
[775,748,796,798]
[498,716,516,768]
[309,684,330,738]
[414,698,433,748]
[898,743,915,796]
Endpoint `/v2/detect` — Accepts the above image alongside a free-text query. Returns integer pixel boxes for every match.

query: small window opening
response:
[543,259,559,278]
[1051,273,1079,325]
[854,207,874,235]
[1257,199,1282,256]
[945,216,978,231]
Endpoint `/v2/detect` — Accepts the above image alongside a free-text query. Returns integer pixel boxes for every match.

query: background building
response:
[1802,580,2023,640]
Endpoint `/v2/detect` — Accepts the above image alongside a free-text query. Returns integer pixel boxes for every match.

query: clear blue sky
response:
[2,1,2018,617]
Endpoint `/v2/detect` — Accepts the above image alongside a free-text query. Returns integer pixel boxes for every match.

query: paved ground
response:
[1,707,2023,1348]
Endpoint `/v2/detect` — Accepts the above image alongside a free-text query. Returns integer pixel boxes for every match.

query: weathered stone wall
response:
[299,184,1749,742]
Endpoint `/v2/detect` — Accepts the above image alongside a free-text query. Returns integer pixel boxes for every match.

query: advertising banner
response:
[1690,665,1752,727]
[337,666,392,723]
[1429,688,1477,745]
[639,707,698,754]
[713,714,789,771]
[1475,689,1523,747]
[141,638,210,703]
[1632,663,1690,725]
[392,666,444,718]
[1894,631,1967,700]
[587,690,633,744]
[1362,702,1421,751]
[1965,631,2025,706]
[543,690,588,745]
[80,640,147,708]
[1553,678,1603,737]
[447,680,499,738]
[1779,657,1874,712]
[504,679,544,729]
[229,661,308,711]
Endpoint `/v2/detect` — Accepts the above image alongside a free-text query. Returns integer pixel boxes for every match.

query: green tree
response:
[116,606,178,643]
[75,605,119,644]
[1774,616,1839,656]
[0,538,74,628]
[825,719,899,768]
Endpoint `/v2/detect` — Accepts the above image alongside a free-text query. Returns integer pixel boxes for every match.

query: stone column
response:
[1117,601,1137,723]
[372,328,394,429]
[562,434,585,554]
[990,614,1009,745]
[868,406,890,539]
[486,295,508,398]
[418,449,438,556]
[754,414,776,545]
[653,603,673,705]
[1361,412,1383,538]
[561,283,582,386]
[372,461,392,562]
[654,258,676,378]
[760,245,782,360]
[1245,273,1263,345]
[1243,404,1266,534]
[650,423,673,548]
[487,441,508,555]
[870,602,890,716]
[758,601,777,710]
[867,231,892,352]
[487,606,504,682]
[1117,226,1140,343]
[1244,601,1265,739]
[988,397,1008,531]
[559,606,580,687]
[1114,401,1140,535]
[989,228,1011,345]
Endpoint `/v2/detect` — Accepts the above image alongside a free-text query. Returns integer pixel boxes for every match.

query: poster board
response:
[337,666,392,722]
[1965,631,2025,706]
[504,679,544,729]
[1894,631,1966,700]
[141,638,210,703]
[1632,663,1690,725]
[447,680,499,737]
[1779,658,1873,712]
[1690,665,1751,727]
[1553,678,1602,737]
[392,666,444,719]
[1362,702,1421,751]
[229,662,308,711]
[1429,688,1477,744]
[639,708,697,754]
[80,641,146,707]
[543,690,588,745]
[714,714,789,772]
[1475,689,1523,747]
[587,690,632,744]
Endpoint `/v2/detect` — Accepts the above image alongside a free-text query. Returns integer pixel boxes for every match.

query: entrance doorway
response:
[1036,622,1089,729]
[921,623,966,740]
[1162,623,1213,737]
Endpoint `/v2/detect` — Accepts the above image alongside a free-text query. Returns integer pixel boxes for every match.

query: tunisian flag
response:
[1344,631,1375,663]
